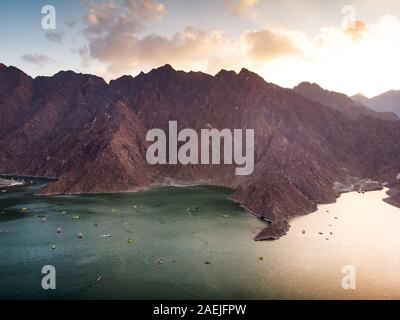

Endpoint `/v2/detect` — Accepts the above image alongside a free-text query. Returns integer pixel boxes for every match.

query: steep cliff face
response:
[37,100,153,195]
[0,70,111,178]
[2,63,400,240]
[0,63,34,138]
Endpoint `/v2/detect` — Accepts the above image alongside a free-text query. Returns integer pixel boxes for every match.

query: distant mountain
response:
[294,82,399,121]
[2,63,400,240]
[351,93,371,106]
[352,90,400,117]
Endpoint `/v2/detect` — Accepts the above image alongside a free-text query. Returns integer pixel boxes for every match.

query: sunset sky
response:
[1,0,400,97]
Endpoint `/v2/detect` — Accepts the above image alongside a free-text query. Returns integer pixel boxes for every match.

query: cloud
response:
[345,20,368,41]
[81,0,304,78]
[87,26,233,75]
[84,0,121,35]
[21,54,56,67]
[45,31,65,44]
[277,15,400,97]
[65,19,77,28]
[230,0,259,15]
[78,0,400,98]
[84,0,165,36]
[129,28,215,64]
[83,0,222,76]
[244,29,302,61]
[125,0,166,19]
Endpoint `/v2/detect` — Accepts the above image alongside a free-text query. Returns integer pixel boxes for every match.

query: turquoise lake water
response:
[0,182,270,299]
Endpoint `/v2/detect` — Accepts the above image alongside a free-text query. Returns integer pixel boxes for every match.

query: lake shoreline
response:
[3,174,400,242]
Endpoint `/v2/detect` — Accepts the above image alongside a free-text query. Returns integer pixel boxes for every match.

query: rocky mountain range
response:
[352,90,400,117]
[294,82,399,121]
[1,62,400,240]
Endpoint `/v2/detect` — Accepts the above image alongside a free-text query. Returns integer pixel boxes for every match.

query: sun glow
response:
[251,15,400,97]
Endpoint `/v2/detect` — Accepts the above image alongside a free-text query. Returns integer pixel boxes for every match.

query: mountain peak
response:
[155,64,175,72]
[381,89,400,96]
[238,68,265,82]
[147,64,176,78]
[54,70,78,77]
[354,92,367,98]
[0,63,32,81]
[351,93,370,103]
[216,69,237,77]
[294,82,323,90]
[294,82,399,121]
[365,90,400,116]
[240,67,251,73]
[52,70,105,82]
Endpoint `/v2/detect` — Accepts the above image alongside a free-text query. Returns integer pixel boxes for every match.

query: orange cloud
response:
[81,0,305,78]
[345,20,368,41]
[82,0,170,74]
[80,0,307,79]
[244,29,302,61]
[125,0,166,19]
[84,0,165,36]
[231,0,259,15]
[88,27,224,75]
